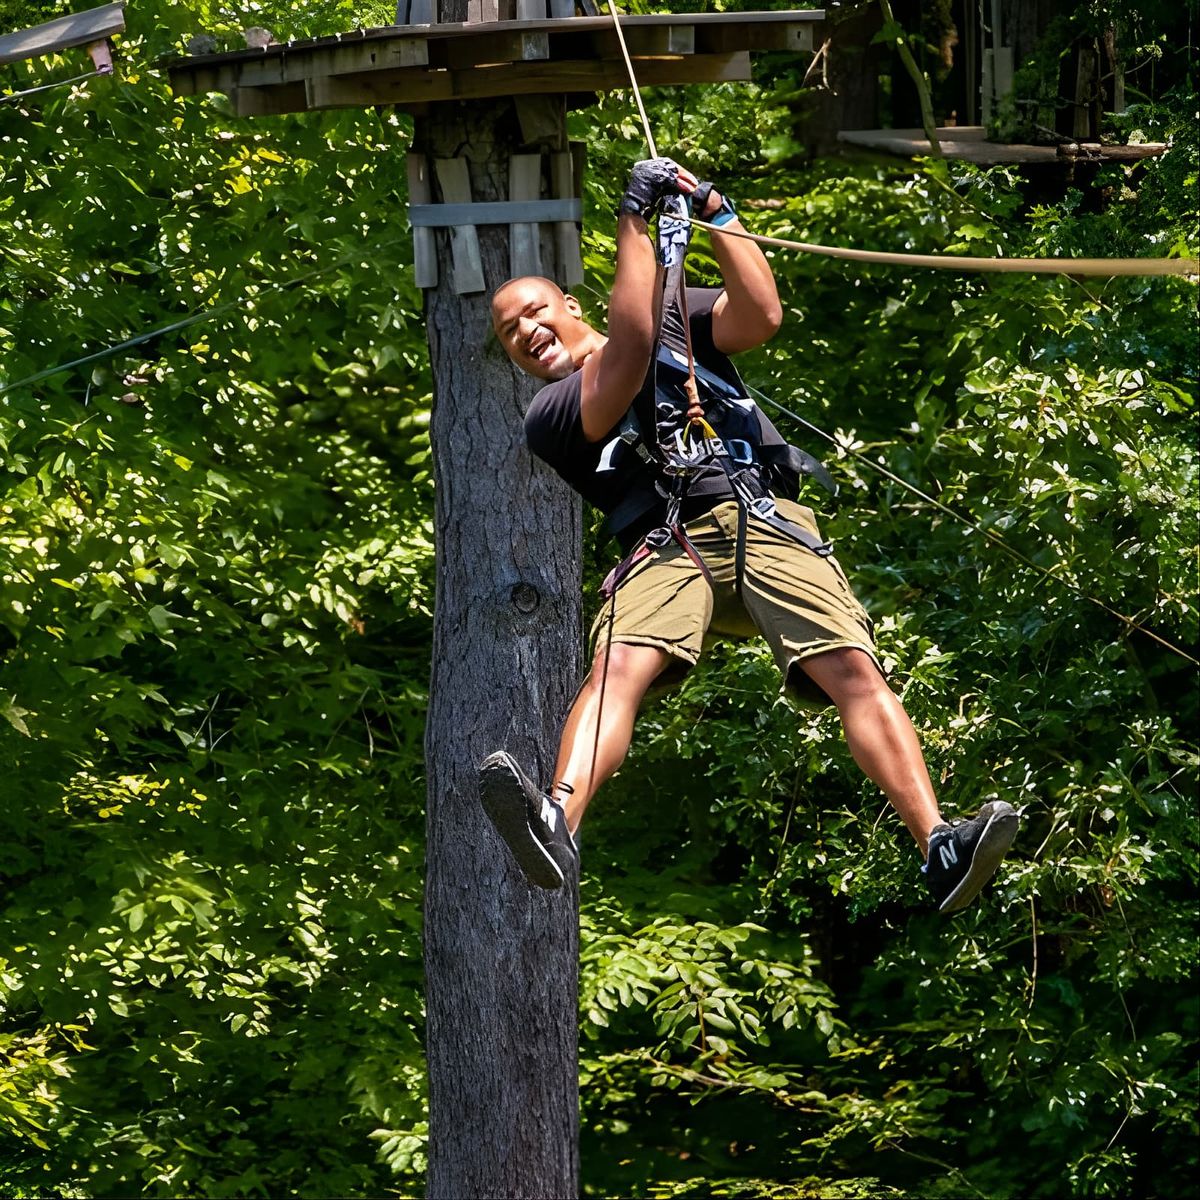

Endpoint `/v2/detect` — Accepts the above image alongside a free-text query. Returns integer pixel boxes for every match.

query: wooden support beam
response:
[695,21,813,54]
[434,157,486,294]
[0,1,125,67]
[301,52,750,109]
[234,83,306,116]
[408,153,439,289]
[166,12,825,111]
[508,153,544,278]
[238,37,429,88]
[551,148,583,288]
[408,199,581,224]
[446,28,549,68]
[592,24,695,58]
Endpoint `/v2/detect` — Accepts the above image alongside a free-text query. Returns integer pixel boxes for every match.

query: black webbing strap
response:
[599,490,660,544]
[758,442,838,497]
[720,461,834,597]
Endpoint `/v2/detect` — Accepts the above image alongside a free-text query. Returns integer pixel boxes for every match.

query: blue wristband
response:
[709,196,738,226]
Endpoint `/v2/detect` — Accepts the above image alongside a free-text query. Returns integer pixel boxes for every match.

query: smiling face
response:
[491,277,599,382]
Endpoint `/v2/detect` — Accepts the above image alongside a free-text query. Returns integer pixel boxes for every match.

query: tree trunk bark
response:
[419,97,583,1200]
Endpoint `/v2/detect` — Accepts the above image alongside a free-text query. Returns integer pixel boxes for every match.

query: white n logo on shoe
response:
[540,796,558,832]
[938,840,959,870]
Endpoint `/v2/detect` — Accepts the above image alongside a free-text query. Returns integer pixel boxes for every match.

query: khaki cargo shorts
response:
[590,498,882,708]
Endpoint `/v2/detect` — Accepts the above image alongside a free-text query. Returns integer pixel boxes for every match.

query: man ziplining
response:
[479,158,1018,913]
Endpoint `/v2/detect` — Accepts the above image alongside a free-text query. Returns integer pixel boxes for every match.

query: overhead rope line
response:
[595,6,1197,668]
[603,2,1197,279]
[605,0,658,159]
[687,218,1198,277]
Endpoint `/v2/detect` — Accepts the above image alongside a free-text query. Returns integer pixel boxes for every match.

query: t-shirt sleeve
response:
[684,287,724,367]
[524,374,588,467]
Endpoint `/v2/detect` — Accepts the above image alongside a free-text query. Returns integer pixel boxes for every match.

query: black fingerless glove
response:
[618,157,684,220]
[690,180,737,226]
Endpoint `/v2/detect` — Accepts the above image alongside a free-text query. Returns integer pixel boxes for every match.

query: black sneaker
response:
[478,751,578,890]
[923,800,1019,913]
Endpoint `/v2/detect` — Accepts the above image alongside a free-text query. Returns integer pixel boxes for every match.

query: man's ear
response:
[562,293,583,318]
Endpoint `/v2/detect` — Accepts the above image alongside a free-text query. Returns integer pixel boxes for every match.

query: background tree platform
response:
[838,124,1166,164]
[165,9,822,116]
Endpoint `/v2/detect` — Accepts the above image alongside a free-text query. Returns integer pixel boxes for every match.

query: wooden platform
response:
[0,1,124,67]
[837,125,1167,165]
[166,10,823,116]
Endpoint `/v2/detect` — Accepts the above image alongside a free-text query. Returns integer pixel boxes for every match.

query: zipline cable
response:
[0,68,109,105]
[0,242,405,399]
[743,382,1200,667]
[602,2,1197,278]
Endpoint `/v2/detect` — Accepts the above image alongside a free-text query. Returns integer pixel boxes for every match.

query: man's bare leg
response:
[797,647,943,856]
[551,642,673,833]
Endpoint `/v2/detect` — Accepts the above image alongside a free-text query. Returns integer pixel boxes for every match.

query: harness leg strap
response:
[668,524,715,590]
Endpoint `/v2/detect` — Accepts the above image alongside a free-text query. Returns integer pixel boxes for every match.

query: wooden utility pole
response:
[167,8,823,1196]
[418,92,584,1200]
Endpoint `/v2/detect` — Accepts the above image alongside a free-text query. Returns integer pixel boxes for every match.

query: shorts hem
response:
[598,634,700,670]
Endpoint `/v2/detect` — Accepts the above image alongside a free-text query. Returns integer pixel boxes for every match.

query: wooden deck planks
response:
[0,1,125,67]
[300,52,750,110]
[167,10,822,106]
[838,125,1168,165]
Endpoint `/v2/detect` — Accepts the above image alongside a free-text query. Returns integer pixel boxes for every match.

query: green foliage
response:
[573,69,1197,1200]
[2,3,1197,1198]
[3,2,431,1195]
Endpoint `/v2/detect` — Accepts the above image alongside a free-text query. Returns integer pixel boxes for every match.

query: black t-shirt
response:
[524,288,790,551]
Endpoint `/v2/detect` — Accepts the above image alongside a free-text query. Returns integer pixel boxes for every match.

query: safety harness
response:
[599,194,837,603]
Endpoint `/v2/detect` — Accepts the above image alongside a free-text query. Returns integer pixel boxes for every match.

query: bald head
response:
[491,276,601,381]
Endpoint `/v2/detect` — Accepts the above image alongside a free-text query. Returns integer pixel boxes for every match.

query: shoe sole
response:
[478,752,564,891]
[939,804,1019,913]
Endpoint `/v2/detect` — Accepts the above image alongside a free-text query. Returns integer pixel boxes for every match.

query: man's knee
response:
[804,647,888,703]
[590,642,673,696]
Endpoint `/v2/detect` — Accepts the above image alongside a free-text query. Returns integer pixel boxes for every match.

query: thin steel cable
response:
[1,68,108,105]
[587,590,619,805]
[744,381,1198,666]
[0,242,405,398]
[575,279,1196,667]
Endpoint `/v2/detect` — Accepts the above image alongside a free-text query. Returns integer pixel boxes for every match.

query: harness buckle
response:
[751,496,777,520]
[726,438,754,465]
[645,527,673,549]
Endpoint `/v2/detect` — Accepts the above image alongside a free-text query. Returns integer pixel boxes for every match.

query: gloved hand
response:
[618,157,696,220]
[689,180,737,225]
[689,180,717,218]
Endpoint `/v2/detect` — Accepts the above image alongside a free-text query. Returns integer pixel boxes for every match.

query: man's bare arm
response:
[705,192,784,355]
[578,213,660,442]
